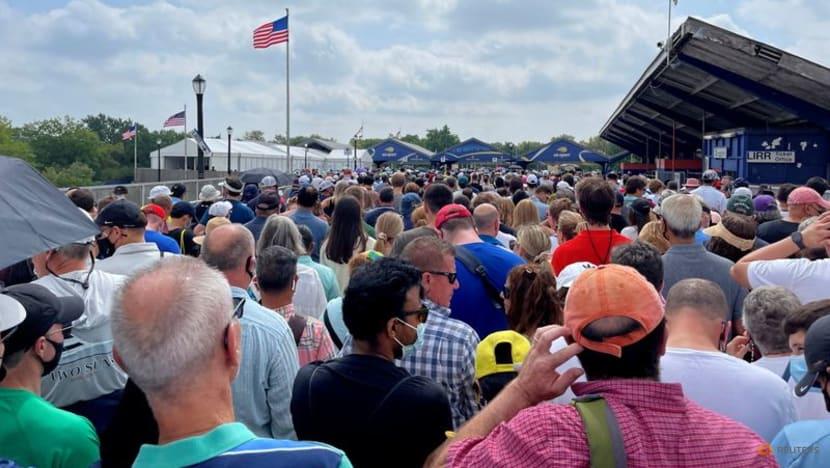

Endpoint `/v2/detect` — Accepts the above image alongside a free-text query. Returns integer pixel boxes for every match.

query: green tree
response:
[20,117,104,173]
[550,133,576,142]
[422,125,460,152]
[41,161,95,187]
[0,116,34,163]
[244,130,266,141]
[580,135,623,156]
[400,134,425,147]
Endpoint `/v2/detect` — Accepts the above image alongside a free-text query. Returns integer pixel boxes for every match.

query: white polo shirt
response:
[96,242,169,277]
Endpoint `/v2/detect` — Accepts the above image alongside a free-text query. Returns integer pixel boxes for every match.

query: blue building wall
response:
[705,127,829,184]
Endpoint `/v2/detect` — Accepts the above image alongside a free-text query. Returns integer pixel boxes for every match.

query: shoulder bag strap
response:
[323,310,343,349]
[572,395,628,468]
[455,245,504,310]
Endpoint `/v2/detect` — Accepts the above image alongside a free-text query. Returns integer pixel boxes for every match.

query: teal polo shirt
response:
[134,422,352,468]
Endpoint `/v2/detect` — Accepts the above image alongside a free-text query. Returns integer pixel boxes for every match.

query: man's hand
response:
[802,211,830,249]
[511,326,584,406]
[726,333,750,359]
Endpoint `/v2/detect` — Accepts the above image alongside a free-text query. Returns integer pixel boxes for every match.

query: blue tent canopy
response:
[433,138,511,164]
[368,138,434,165]
[523,139,610,165]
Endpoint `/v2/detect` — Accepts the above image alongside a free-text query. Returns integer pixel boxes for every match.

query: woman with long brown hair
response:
[503,263,562,338]
[321,195,376,292]
[373,211,403,257]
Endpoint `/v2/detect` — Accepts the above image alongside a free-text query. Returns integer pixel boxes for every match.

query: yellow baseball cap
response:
[475,330,531,380]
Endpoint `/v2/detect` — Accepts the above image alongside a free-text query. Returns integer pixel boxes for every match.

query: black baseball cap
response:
[170,201,196,219]
[170,183,187,197]
[95,200,147,228]
[1,284,84,355]
[113,186,128,196]
[795,315,830,396]
[256,191,280,211]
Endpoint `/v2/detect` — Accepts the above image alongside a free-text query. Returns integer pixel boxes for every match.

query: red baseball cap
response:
[141,203,166,220]
[788,186,830,209]
[435,204,472,230]
[564,264,664,358]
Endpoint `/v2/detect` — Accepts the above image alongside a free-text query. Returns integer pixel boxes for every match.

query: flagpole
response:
[133,122,138,182]
[285,7,291,173]
[183,104,188,180]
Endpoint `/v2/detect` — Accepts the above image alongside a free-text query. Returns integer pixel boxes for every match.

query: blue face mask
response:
[394,319,425,360]
[787,355,809,384]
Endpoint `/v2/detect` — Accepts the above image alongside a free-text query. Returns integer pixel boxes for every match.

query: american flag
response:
[253,15,288,49]
[122,124,136,141]
[163,110,185,128]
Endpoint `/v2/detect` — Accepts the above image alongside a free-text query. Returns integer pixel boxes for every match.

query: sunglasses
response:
[224,297,246,348]
[427,271,457,283]
[400,305,429,324]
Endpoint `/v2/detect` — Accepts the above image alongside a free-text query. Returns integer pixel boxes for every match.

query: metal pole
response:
[183,104,188,180]
[285,7,291,172]
[197,93,205,179]
[157,143,162,182]
[227,132,231,175]
[353,138,358,170]
[666,0,673,67]
[133,122,138,182]
[304,144,308,170]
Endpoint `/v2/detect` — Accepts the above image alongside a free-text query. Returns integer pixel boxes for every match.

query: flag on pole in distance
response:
[122,124,137,141]
[163,110,185,128]
[253,15,288,48]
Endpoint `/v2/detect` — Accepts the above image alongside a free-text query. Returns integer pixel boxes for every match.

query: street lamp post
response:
[304,143,308,172]
[226,126,233,175]
[192,74,206,179]
[156,139,162,182]
[353,136,360,170]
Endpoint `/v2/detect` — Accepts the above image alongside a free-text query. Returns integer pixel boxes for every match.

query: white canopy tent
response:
[152,138,329,172]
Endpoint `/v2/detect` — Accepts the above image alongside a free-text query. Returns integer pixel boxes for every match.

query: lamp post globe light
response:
[192,74,206,179]
[227,126,233,175]
[156,139,163,182]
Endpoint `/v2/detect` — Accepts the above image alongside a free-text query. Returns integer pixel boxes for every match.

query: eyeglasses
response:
[46,325,74,340]
[427,271,457,283]
[224,297,246,348]
[400,305,429,324]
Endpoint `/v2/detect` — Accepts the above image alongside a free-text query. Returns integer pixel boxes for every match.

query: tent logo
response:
[384,146,395,153]
[557,146,568,153]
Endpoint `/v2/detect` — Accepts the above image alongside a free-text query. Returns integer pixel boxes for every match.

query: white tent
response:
[152,138,330,172]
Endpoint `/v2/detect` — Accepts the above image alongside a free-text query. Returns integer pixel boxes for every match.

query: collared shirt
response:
[692,185,728,214]
[231,287,300,440]
[289,208,330,262]
[97,242,167,276]
[448,380,775,467]
[399,299,480,429]
[299,255,341,302]
[271,303,336,367]
[144,230,181,254]
[133,422,352,468]
[244,215,269,242]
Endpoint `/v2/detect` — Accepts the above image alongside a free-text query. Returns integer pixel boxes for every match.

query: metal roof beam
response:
[690,76,719,96]
[653,81,767,127]
[729,96,759,110]
[603,133,646,157]
[626,109,702,139]
[635,98,707,129]
[619,114,691,144]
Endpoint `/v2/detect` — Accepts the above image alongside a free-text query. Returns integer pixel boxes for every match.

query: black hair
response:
[783,300,830,336]
[343,258,422,342]
[562,174,575,187]
[512,190,529,205]
[423,183,453,215]
[297,224,314,252]
[508,179,523,194]
[379,187,394,204]
[806,177,830,196]
[453,194,471,212]
[577,318,666,380]
[68,189,95,212]
[325,196,366,264]
[297,186,319,208]
[777,183,797,203]
[256,245,297,293]
[575,178,615,225]
[611,241,664,291]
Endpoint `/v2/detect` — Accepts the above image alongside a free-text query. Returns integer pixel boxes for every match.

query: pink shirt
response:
[272,304,335,366]
[448,380,776,467]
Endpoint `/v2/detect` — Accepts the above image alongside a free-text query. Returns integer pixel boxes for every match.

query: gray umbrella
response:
[0,156,100,269]
[240,168,293,186]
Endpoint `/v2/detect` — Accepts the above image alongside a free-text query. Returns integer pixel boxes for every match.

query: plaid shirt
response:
[448,380,776,467]
[272,303,336,367]
[337,299,480,429]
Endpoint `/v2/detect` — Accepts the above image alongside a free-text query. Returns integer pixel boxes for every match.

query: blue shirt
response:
[230,287,300,440]
[289,208,329,262]
[364,206,397,227]
[449,242,525,338]
[244,216,268,242]
[144,230,180,254]
[299,255,340,302]
[772,419,830,467]
[695,228,711,246]
[199,200,255,225]
[478,234,503,248]
[133,422,352,468]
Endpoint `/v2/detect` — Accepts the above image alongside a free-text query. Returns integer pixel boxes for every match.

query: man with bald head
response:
[660,278,795,441]
[473,203,508,250]
[200,224,300,440]
[111,257,350,467]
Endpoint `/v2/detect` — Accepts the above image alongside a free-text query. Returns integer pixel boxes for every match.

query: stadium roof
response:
[600,17,830,159]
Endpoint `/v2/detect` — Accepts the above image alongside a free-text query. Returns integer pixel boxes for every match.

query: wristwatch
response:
[790,231,806,250]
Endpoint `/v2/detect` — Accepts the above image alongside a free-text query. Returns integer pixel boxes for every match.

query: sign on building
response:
[746,151,795,163]
[713,147,727,159]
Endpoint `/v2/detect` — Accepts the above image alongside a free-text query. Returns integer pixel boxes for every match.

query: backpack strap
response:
[323,310,343,349]
[179,229,187,253]
[288,314,307,346]
[572,395,628,468]
[455,245,504,310]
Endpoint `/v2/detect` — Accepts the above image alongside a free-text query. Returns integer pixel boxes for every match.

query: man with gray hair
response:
[660,279,795,441]
[200,224,300,440]
[111,257,350,467]
[660,194,747,332]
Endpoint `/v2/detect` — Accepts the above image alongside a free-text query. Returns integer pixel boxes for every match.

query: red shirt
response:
[552,229,630,275]
[447,380,775,468]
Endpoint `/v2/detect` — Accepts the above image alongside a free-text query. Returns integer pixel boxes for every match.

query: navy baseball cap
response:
[170,201,196,219]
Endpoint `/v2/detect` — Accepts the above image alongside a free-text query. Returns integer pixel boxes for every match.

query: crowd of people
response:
[2,165,830,467]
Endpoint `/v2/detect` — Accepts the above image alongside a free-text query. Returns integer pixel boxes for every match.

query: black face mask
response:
[96,236,115,259]
[40,338,63,377]
[0,360,6,382]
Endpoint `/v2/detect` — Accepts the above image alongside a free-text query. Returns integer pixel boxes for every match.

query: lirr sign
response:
[747,151,795,163]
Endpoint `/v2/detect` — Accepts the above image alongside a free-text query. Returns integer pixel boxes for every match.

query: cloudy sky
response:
[1,0,828,144]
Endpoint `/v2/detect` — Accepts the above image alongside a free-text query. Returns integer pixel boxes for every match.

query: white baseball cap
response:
[208,200,233,218]
[556,262,597,291]
[148,185,172,200]
[0,294,26,333]
[260,176,277,188]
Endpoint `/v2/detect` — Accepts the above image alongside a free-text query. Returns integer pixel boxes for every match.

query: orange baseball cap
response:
[563,264,664,358]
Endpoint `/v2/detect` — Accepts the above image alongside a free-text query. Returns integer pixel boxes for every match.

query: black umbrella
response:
[239,168,293,186]
[0,156,100,269]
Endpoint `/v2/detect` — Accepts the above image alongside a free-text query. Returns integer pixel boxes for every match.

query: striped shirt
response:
[231,287,300,440]
[448,380,776,467]
[271,303,336,366]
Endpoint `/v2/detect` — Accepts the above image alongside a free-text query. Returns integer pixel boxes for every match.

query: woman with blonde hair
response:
[514,225,552,263]
[512,199,540,230]
[638,220,671,254]
[411,205,428,228]
[373,212,403,256]
[556,210,584,246]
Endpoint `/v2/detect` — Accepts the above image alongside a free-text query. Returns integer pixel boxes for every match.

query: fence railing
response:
[80,177,226,206]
